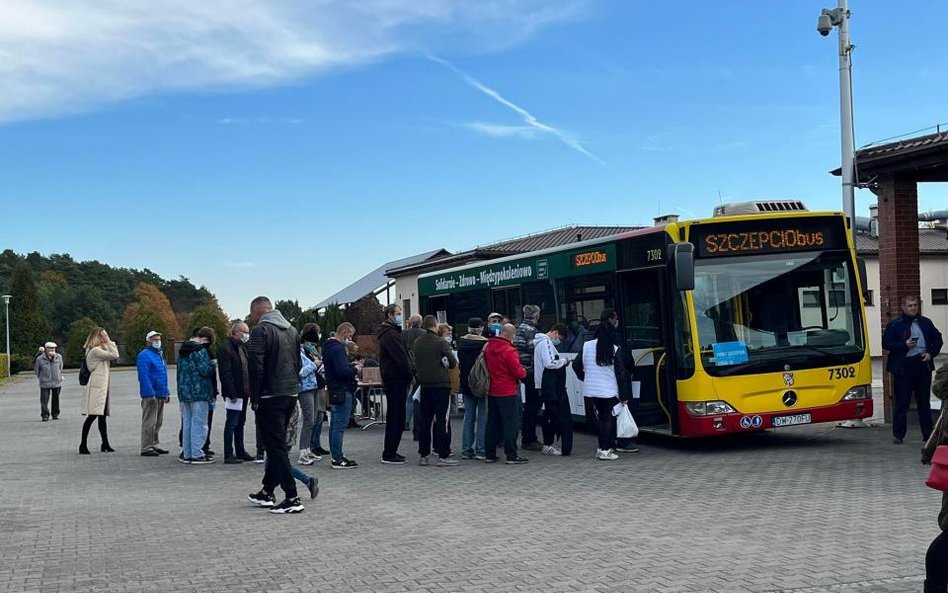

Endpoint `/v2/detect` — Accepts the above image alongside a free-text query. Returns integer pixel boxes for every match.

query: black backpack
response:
[78,359,91,386]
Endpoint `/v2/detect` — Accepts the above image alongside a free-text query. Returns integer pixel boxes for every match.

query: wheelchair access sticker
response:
[740,415,763,429]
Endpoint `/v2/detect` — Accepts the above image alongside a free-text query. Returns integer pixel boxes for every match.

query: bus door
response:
[491,286,521,322]
[616,268,677,432]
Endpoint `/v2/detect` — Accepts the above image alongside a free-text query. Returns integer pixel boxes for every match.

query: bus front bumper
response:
[676,398,873,437]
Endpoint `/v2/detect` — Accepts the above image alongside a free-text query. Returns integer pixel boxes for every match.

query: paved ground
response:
[0,367,941,593]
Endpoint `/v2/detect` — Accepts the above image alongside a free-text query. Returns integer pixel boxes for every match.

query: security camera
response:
[817,13,833,36]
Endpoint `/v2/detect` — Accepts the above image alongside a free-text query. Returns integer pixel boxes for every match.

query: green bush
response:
[10,353,34,375]
[0,354,7,378]
[66,317,99,368]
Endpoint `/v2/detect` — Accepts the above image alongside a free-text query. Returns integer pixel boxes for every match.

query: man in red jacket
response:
[483,323,528,464]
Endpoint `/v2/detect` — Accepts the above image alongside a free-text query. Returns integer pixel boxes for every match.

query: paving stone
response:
[0,368,938,593]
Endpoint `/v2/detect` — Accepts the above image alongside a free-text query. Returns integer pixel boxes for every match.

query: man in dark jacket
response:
[377,304,412,464]
[219,320,254,463]
[883,294,944,444]
[457,318,488,459]
[411,315,459,466]
[512,304,542,451]
[246,296,305,514]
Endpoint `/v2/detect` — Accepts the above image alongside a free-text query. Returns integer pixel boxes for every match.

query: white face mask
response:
[240,333,250,344]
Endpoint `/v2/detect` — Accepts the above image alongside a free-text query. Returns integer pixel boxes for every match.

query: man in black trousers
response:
[245,296,306,514]
[883,294,944,444]
[377,304,412,464]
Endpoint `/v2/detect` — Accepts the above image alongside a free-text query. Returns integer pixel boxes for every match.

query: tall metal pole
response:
[837,0,856,239]
[2,295,10,379]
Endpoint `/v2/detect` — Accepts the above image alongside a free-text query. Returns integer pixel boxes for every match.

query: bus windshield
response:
[693,251,864,376]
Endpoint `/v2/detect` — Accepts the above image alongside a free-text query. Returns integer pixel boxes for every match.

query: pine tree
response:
[66,317,99,367]
[4,263,52,358]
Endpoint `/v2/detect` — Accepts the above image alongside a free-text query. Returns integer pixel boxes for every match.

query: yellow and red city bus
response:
[417,205,873,437]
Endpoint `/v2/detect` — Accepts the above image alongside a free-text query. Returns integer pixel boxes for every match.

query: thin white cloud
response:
[428,55,603,164]
[225,261,257,269]
[464,121,538,139]
[0,0,588,124]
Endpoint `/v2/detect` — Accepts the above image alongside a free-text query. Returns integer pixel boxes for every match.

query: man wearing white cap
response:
[34,342,63,421]
[136,330,171,456]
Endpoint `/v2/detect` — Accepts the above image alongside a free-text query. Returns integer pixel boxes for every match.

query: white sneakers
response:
[541,445,562,456]
[298,449,320,465]
[596,448,619,460]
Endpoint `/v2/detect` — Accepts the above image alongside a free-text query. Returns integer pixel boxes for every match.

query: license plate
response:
[772,413,811,428]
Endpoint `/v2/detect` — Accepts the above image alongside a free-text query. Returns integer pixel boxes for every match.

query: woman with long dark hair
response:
[574,310,630,460]
[79,327,119,454]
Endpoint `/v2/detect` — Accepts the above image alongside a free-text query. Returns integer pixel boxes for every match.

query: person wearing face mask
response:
[322,322,362,469]
[35,341,63,422]
[136,331,170,457]
[377,304,412,464]
[457,318,488,460]
[534,324,571,456]
[218,320,255,464]
[176,327,218,464]
[486,313,503,337]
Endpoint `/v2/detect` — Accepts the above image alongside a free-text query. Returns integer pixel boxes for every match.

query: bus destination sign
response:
[572,250,609,268]
[420,243,616,296]
[693,217,846,258]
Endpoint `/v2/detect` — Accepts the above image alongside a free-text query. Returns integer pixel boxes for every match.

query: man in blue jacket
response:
[882,295,944,444]
[136,330,170,457]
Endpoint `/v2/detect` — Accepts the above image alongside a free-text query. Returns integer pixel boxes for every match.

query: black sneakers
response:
[313,446,330,456]
[381,453,407,465]
[140,450,160,457]
[306,477,319,499]
[153,447,169,455]
[189,456,216,465]
[505,457,529,465]
[269,498,305,514]
[248,490,276,507]
[331,458,358,469]
[224,456,243,464]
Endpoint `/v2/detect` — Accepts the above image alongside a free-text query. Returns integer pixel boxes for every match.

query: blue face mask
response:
[552,338,561,346]
[490,323,501,334]
[394,314,404,326]
[152,340,162,350]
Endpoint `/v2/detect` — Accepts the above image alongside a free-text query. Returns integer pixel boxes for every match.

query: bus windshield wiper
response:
[712,358,783,377]
[761,344,839,357]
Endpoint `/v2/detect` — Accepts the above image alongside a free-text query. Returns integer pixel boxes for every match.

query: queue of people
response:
[49,298,647,518]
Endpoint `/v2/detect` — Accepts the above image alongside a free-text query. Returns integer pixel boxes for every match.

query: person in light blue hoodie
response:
[136,331,170,457]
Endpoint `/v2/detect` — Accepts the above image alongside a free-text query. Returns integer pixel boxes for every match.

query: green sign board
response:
[419,243,616,296]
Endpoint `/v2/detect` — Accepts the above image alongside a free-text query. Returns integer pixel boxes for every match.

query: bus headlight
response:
[684,400,737,417]
[841,385,872,401]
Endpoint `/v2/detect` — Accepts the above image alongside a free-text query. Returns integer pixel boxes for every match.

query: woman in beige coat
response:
[79,327,120,454]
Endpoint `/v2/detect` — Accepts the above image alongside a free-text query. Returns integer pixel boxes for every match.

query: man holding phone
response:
[883,294,944,444]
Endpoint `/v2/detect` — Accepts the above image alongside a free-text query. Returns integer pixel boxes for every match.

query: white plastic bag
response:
[614,402,639,439]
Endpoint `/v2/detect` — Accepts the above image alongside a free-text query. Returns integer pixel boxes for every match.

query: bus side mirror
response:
[671,243,695,291]
[856,257,868,302]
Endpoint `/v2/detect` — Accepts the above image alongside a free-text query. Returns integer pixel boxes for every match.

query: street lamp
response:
[819,4,866,429]
[817,0,856,239]
[1,295,10,379]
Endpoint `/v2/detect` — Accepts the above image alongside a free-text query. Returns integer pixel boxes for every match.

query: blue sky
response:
[2,0,947,318]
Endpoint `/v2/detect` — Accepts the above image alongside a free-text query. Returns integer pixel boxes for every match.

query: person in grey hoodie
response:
[35,341,63,421]
[245,296,305,515]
